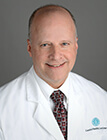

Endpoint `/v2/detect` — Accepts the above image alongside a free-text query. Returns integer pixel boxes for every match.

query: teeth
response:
[53,65,60,67]
[47,64,61,67]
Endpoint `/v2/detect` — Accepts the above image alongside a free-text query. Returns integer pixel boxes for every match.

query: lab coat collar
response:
[26,67,41,103]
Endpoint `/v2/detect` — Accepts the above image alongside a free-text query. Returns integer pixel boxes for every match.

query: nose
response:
[48,45,62,60]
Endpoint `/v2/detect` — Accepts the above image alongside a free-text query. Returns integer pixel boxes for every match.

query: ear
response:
[27,39,32,57]
[75,37,78,51]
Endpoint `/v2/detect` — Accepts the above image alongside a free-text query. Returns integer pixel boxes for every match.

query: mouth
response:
[46,62,66,68]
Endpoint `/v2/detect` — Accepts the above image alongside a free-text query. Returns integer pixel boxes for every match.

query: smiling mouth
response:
[46,62,66,68]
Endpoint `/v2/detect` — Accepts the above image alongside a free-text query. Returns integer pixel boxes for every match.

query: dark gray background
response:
[0,0,107,90]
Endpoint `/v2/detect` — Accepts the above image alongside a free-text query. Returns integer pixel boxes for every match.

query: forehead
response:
[31,9,75,32]
[30,12,76,44]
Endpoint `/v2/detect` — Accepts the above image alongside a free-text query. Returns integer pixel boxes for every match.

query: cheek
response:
[32,50,47,66]
[66,49,77,61]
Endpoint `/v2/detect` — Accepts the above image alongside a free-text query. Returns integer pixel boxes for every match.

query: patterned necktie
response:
[50,90,67,140]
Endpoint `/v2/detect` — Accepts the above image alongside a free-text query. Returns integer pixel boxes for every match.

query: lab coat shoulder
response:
[70,72,107,108]
[0,67,38,115]
[0,72,27,105]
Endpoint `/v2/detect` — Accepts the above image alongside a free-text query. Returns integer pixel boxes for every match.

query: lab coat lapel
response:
[68,88,85,140]
[33,102,64,140]
[26,68,64,140]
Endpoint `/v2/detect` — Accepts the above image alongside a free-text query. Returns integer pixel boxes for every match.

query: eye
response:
[62,43,68,45]
[41,43,48,47]
[62,42,69,46]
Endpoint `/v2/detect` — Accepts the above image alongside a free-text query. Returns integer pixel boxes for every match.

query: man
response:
[0,5,107,140]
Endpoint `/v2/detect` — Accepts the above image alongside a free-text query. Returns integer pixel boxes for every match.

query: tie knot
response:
[50,90,64,104]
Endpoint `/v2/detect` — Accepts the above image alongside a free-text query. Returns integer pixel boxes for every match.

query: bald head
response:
[28,5,77,39]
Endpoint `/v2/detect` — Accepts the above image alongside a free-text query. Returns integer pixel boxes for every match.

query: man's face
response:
[27,11,78,88]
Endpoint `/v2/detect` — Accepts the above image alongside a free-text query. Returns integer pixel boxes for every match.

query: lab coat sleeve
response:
[0,129,5,140]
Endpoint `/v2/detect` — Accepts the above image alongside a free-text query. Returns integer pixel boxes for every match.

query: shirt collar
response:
[32,67,70,101]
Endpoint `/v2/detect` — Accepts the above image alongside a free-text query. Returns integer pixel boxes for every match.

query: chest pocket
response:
[84,115,107,140]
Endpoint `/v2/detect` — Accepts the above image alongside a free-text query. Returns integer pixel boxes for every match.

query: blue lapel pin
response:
[92,117,100,126]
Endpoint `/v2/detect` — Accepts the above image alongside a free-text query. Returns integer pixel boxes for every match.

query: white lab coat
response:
[0,67,107,140]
